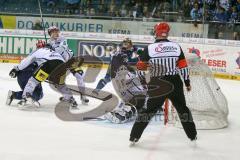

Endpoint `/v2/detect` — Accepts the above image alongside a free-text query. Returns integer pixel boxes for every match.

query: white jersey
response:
[49,36,73,62]
[17,48,64,70]
[49,36,87,99]
[113,66,147,102]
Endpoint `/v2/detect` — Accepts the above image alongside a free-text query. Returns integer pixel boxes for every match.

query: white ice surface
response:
[0,63,240,160]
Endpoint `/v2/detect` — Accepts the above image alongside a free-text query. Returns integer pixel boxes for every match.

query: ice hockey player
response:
[6,40,45,106]
[15,43,84,109]
[105,57,148,124]
[129,22,197,145]
[47,26,89,105]
[92,38,138,94]
[98,38,147,123]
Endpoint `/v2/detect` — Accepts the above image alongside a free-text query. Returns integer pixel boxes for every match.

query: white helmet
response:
[48,26,59,36]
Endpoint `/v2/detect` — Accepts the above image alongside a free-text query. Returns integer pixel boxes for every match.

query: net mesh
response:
[169,54,229,129]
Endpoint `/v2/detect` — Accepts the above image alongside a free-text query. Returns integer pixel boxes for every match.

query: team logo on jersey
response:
[155,44,178,53]
[188,47,201,57]
[35,69,49,82]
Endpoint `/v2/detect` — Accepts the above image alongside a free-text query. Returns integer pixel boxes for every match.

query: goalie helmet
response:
[122,38,133,51]
[154,22,170,37]
[48,26,60,36]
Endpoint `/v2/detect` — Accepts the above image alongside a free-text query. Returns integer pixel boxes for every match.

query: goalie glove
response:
[9,66,19,78]
[136,60,148,71]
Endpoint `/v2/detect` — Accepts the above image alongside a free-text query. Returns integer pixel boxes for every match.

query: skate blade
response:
[189,140,197,148]
[17,102,27,109]
[6,90,13,105]
[129,142,136,147]
[81,101,89,105]
[26,97,40,108]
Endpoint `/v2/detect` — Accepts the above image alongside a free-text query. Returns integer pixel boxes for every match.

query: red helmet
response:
[154,22,170,37]
[48,26,59,36]
[36,40,46,48]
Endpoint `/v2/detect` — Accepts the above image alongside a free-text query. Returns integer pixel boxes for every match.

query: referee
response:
[130,22,197,144]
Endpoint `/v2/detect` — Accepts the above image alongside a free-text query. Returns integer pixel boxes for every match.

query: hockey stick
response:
[37,0,47,42]
[82,117,105,121]
[45,80,112,101]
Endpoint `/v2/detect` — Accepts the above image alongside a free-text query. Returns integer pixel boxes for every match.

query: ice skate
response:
[17,98,27,108]
[129,137,139,147]
[70,97,78,110]
[18,93,40,108]
[25,93,40,107]
[81,95,89,105]
[104,112,123,124]
[189,136,197,148]
[60,96,79,110]
[6,90,15,105]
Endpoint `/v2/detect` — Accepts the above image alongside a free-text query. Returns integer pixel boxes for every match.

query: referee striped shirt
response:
[140,39,190,86]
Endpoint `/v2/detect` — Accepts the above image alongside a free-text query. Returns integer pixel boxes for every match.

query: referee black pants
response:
[130,75,197,141]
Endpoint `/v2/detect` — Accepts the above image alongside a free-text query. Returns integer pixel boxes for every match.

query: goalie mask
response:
[121,38,133,51]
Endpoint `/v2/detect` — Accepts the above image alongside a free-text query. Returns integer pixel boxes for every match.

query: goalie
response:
[100,38,149,123]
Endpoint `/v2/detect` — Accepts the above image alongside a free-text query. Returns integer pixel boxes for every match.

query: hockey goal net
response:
[164,54,229,129]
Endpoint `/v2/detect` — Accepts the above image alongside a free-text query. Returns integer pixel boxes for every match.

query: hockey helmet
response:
[154,22,170,37]
[48,26,60,36]
[36,40,46,48]
[122,38,133,50]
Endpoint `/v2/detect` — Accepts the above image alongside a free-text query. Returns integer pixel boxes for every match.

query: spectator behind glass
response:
[131,2,143,18]
[237,0,240,11]
[64,0,80,14]
[189,0,203,8]
[120,4,127,17]
[89,8,96,16]
[190,3,202,20]
[42,0,58,7]
[204,4,213,21]
[218,31,225,39]
[108,3,116,16]
[219,0,230,11]
[214,6,228,22]
[183,0,192,18]
[162,0,171,12]
[230,6,238,22]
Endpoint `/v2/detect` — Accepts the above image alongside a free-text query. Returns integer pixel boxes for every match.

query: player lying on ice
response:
[6,26,89,108]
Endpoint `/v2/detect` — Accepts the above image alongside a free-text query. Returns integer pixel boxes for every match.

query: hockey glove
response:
[136,49,144,55]
[36,40,46,48]
[9,67,19,78]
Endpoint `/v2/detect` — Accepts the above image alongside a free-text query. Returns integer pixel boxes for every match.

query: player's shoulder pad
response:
[57,36,66,42]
